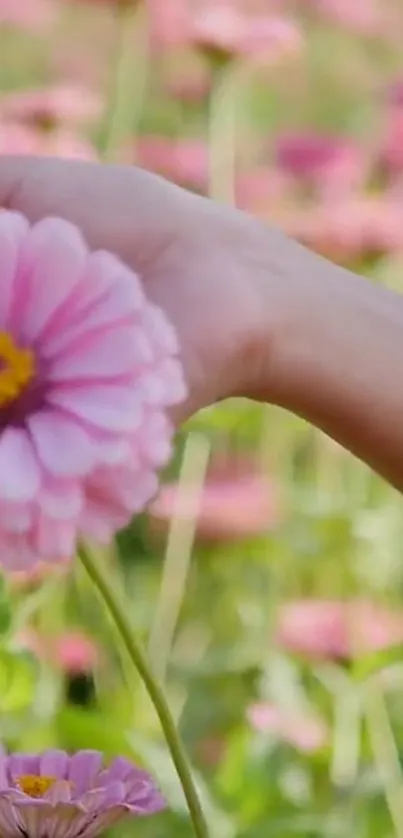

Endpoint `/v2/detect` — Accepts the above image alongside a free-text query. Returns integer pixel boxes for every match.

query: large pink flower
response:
[0,212,186,570]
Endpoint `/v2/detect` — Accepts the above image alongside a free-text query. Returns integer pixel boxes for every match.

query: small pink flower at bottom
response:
[248,702,327,753]
[0,749,165,837]
[0,213,186,571]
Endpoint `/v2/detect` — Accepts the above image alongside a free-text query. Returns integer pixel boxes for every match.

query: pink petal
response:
[139,359,187,406]
[0,428,40,501]
[40,750,69,780]
[46,326,152,378]
[39,251,145,356]
[67,751,103,795]
[0,535,39,572]
[142,304,179,355]
[0,211,29,325]
[16,217,87,342]
[28,411,97,477]
[39,480,83,520]
[47,385,143,432]
[34,518,76,559]
[0,501,32,533]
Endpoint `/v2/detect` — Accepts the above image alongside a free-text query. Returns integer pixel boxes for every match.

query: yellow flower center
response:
[16,774,57,798]
[0,332,35,407]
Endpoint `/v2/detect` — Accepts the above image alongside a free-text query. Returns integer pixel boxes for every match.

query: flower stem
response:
[78,543,209,838]
[99,0,149,161]
[208,60,247,204]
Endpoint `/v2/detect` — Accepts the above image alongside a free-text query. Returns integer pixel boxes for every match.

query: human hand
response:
[0,156,278,423]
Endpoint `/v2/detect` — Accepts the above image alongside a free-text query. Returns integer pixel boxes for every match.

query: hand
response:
[0,156,274,423]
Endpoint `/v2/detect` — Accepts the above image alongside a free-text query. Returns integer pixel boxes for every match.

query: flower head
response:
[247,702,327,753]
[150,455,279,542]
[276,599,403,661]
[0,85,102,130]
[0,749,165,837]
[0,212,185,570]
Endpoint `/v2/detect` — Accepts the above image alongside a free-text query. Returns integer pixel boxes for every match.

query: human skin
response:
[0,156,402,490]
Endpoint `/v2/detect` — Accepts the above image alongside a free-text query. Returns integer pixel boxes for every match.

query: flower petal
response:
[40,750,69,781]
[0,429,40,502]
[0,211,29,326]
[29,411,97,477]
[40,251,145,357]
[67,751,103,796]
[16,217,87,342]
[47,385,143,432]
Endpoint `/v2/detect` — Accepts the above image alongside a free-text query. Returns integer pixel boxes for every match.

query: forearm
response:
[250,225,403,490]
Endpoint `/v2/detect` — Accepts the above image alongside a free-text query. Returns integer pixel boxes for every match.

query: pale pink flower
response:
[0,0,56,31]
[0,213,185,570]
[0,124,97,162]
[283,197,403,262]
[190,5,302,63]
[148,0,189,48]
[55,631,100,674]
[235,167,294,214]
[248,702,327,753]
[0,85,102,129]
[276,599,403,661]
[313,0,387,36]
[150,457,279,541]
[17,628,99,673]
[136,137,208,189]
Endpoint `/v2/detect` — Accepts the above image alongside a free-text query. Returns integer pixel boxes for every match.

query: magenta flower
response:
[0,749,165,837]
[0,213,185,570]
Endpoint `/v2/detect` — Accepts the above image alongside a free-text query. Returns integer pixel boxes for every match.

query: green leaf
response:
[352,645,403,682]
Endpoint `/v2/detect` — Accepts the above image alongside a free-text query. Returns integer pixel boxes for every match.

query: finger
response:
[0,155,191,270]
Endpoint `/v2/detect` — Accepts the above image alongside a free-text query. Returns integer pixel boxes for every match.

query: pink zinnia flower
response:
[283,196,403,262]
[248,702,327,753]
[0,749,165,836]
[0,124,97,162]
[0,213,185,570]
[136,137,208,190]
[0,85,102,130]
[191,5,302,63]
[54,631,100,674]
[150,456,279,541]
[18,628,99,674]
[275,132,367,197]
[276,599,403,661]
[0,0,55,31]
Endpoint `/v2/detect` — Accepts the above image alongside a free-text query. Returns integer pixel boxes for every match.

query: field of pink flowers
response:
[1,1,403,837]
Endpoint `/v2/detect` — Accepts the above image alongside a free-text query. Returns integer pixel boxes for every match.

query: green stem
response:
[99,0,149,161]
[207,60,247,204]
[78,544,209,838]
